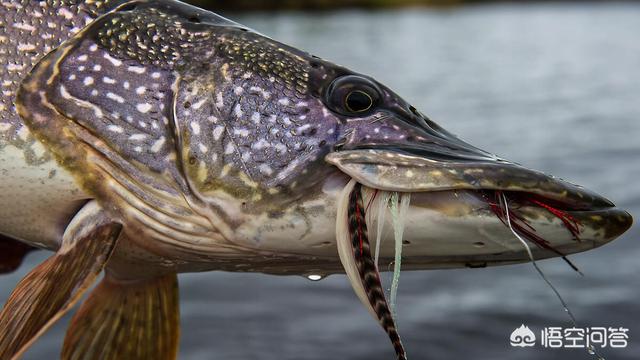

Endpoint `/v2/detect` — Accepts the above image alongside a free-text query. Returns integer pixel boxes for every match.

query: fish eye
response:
[325,75,381,116]
[345,90,373,113]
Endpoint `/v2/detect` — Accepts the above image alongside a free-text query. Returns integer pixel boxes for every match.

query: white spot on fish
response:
[106,92,125,103]
[234,104,243,118]
[297,124,311,134]
[12,22,36,32]
[83,77,94,86]
[213,126,225,141]
[251,112,261,124]
[198,144,208,153]
[93,64,102,72]
[275,143,287,154]
[192,99,207,110]
[278,98,290,106]
[136,86,146,95]
[7,63,27,72]
[224,142,235,155]
[128,66,146,74]
[107,125,123,133]
[258,164,273,176]
[103,53,123,66]
[190,122,201,135]
[252,139,269,150]
[151,137,165,153]
[58,8,74,20]
[77,54,88,62]
[17,43,36,52]
[233,129,249,137]
[136,103,152,113]
[103,77,116,84]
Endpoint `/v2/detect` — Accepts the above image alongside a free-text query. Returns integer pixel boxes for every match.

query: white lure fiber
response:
[389,192,410,318]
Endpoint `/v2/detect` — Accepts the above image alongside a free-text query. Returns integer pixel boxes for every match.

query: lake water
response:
[2,2,639,359]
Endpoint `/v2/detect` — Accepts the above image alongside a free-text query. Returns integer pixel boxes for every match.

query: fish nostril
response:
[188,16,201,24]
[473,241,486,248]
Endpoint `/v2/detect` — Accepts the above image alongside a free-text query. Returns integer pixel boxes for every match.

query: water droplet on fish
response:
[306,274,324,281]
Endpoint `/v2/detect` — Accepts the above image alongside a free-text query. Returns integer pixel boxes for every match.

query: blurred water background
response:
[1,2,639,359]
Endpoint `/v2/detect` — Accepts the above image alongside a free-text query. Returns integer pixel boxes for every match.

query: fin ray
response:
[0,218,121,359]
[62,273,180,360]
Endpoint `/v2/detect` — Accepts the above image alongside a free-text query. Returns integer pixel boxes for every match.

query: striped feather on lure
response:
[336,180,408,360]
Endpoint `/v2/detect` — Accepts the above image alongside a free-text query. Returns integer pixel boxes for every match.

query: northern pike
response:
[0,1,633,359]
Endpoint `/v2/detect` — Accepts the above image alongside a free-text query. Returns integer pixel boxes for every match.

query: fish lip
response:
[326,149,616,211]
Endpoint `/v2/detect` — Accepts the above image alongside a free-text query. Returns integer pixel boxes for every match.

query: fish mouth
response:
[327,148,616,209]
[326,149,633,261]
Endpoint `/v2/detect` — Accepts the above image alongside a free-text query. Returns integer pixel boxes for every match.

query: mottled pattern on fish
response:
[0,0,127,165]
[14,0,348,266]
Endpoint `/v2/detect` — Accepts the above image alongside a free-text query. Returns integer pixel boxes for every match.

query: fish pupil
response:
[345,90,373,113]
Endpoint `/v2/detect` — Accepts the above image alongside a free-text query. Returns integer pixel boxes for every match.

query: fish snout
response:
[326,146,632,265]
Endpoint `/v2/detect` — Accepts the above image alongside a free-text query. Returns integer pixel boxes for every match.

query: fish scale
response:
[0,0,126,247]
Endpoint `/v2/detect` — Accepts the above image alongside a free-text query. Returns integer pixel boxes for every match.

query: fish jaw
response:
[321,149,632,269]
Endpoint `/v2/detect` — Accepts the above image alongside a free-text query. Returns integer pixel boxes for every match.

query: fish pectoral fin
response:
[0,235,37,275]
[0,202,121,360]
[62,272,180,360]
